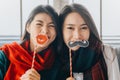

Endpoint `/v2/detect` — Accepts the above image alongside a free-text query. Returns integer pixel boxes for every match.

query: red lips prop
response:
[36,35,48,44]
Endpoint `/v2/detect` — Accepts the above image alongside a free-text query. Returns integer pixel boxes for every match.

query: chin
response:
[70,46,80,51]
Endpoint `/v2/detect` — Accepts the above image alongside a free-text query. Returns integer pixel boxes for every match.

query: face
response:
[27,13,56,52]
[63,12,90,51]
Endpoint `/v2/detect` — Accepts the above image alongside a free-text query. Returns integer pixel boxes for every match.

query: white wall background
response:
[0,0,20,36]
[0,0,120,46]
[71,0,101,35]
[102,0,120,36]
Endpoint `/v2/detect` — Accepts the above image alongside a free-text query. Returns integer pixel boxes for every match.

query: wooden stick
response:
[69,48,73,77]
[31,47,37,68]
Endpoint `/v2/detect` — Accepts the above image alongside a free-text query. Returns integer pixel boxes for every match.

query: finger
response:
[31,68,40,77]
[66,77,75,80]
[23,69,40,80]
[31,69,40,80]
[20,74,27,80]
[20,73,38,80]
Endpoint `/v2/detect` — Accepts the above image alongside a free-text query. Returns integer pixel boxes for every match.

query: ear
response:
[26,24,30,33]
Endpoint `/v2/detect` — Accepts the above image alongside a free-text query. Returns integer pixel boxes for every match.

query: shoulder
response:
[0,42,21,51]
[0,50,9,63]
[0,50,6,59]
[115,47,120,66]
[103,44,120,80]
[0,42,20,49]
[103,44,116,61]
[0,50,10,79]
[103,44,115,51]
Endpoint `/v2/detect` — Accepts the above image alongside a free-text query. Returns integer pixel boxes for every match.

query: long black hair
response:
[58,4,108,80]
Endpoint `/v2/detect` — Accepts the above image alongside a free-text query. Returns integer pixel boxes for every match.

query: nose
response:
[41,26,48,34]
[73,30,81,40]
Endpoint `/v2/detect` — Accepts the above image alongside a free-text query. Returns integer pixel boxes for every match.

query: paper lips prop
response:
[36,35,48,44]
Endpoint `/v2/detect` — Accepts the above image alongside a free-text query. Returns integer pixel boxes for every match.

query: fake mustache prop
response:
[68,40,89,48]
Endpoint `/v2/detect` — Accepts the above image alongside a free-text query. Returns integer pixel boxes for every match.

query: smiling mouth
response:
[36,35,48,44]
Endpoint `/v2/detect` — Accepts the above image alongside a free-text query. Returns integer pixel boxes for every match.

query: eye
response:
[36,23,43,26]
[80,26,88,30]
[67,26,74,30]
[48,24,55,28]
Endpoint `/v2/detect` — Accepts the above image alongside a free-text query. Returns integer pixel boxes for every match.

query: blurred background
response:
[0,0,120,47]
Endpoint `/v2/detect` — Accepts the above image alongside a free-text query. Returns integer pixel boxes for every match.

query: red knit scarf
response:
[0,41,55,80]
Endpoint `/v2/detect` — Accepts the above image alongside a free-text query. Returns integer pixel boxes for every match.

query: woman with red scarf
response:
[57,3,120,80]
[0,5,60,80]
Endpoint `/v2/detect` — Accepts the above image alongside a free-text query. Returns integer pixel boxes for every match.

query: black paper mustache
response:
[68,40,89,48]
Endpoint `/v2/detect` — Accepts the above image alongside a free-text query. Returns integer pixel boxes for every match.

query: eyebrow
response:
[66,23,87,26]
[36,20,43,23]
[81,23,87,26]
[36,20,54,24]
[66,24,75,26]
[49,22,54,24]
